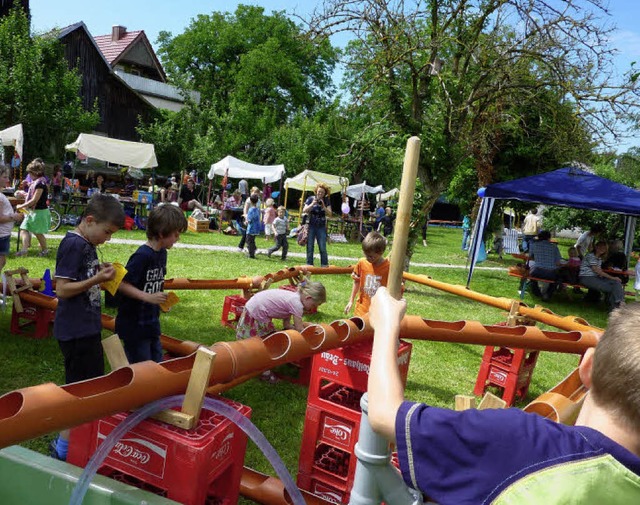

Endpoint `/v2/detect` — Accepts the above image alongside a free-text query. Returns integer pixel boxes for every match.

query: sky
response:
[28,0,640,153]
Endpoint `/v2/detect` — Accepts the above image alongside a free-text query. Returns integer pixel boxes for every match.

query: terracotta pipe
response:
[397,315,598,354]
[0,312,597,448]
[240,467,330,505]
[402,272,603,333]
[26,265,354,292]
[523,368,587,425]
[100,314,202,357]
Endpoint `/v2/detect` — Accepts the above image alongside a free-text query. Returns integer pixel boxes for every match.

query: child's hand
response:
[146,292,169,305]
[369,287,406,330]
[12,212,23,222]
[96,263,116,282]
[344,301,353,314]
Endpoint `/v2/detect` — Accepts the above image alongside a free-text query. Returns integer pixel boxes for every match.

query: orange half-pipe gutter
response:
[0,314,598,449]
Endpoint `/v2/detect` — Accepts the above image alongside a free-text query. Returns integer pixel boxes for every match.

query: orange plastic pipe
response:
[240,467,329,505]
[402,272,603,333]
[0,313,597,448]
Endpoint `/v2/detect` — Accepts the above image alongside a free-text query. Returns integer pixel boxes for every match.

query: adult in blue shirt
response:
[302,183,332,267]
[529,230,562,300]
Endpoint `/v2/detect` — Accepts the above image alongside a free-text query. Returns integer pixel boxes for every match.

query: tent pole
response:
[299,175,307,226]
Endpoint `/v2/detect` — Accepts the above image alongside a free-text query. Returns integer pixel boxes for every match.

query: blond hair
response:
[362,231,387,255]
[590,303,640,430]
[26,158,45,176]
[299,281,326,305]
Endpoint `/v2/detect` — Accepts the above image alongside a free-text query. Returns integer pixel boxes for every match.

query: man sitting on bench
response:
[529,230,562,301]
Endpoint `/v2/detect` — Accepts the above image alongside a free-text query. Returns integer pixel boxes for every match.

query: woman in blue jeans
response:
[303,183,332,266]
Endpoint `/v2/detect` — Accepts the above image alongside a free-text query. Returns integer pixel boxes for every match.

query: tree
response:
[0,6,99,162]
[150,5,339,169]
[307,0,640,219]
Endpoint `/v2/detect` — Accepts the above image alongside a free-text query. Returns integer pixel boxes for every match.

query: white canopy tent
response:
[0,123,24,161]
[376,187,399,202]
[345,181,384,200]
[284,169,348,195]
[65,133,158,168]
[284,169,349,223]
[207,155,285,184]
[345,181,385,237]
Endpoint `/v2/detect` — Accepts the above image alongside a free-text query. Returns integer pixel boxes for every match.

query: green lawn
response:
[0,224,613,483]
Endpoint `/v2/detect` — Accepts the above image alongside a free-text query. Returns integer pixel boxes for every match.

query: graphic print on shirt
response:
[144,267,165,294]
[86,255,102,310]
[362,273,383,297]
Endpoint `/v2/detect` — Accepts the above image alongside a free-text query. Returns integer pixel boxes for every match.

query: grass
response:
[0,224,613,493]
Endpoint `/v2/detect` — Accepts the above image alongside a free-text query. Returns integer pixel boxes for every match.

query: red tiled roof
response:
[94,30,143,65]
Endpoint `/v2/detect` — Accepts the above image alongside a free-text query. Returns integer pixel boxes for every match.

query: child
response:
[116,205,187,364]
[267,205,289,260]
[236,281,326,383]
[15,158,51,257]
[0,166,23,279]
[344,231,390,317]
[558,246,581,284]
[50,193,126,460]
[367,287,640,503]
[263,198,276,242]
[245,193,261,258]
[378,207,394,237]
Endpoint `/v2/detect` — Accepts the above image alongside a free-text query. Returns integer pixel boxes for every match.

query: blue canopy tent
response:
[466,166,640,287]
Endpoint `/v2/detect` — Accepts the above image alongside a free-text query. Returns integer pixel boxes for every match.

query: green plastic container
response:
[0,445,179,504]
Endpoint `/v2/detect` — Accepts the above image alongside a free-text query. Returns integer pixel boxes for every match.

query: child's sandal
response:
[260,371,280,384]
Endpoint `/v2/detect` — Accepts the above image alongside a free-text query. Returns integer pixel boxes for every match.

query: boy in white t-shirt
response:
[0,167,23,278]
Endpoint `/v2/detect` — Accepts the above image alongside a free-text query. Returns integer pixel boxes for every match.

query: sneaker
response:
[267,250,272,258]
[38,249,50,257]
[15,250,28,257]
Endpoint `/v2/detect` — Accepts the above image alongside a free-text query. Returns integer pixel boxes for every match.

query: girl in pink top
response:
[263,198,277,241]
[236,281,326,382]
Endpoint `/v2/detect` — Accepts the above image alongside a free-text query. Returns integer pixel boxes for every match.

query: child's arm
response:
[290,315,306,332]
[56,263,116,299]
[16,187,43,210]
[344,277,360,314]
[367,287,407,443]
[118,281,168,305]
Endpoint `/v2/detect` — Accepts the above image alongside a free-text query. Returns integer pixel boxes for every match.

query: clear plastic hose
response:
[69,395,305,505]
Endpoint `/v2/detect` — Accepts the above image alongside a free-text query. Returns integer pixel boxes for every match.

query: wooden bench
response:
[507,270,635,301]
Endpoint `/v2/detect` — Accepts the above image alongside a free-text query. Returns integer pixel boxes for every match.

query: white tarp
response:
[65,133,158,168]
[0,123,24,159]
[345,181,384,200]
[376,187,399,201]
[208,155,285,184]
[284,169,348,194]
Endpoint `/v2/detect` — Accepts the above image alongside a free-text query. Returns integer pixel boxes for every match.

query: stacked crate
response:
[68,396,251,505]
[297,340,412,503]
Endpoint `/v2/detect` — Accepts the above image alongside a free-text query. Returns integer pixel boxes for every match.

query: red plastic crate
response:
[220,295,247,328]
[68,396,251,505]
[299,403,360,462]
[297,472,349,504]
[10,300,55,339]
[310,340,412,395]
[474,346,540,406]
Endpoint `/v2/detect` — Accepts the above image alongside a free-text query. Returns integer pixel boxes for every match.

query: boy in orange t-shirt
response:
[344,231,390,317]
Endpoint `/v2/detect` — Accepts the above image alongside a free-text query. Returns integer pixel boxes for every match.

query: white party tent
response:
[208,155,285,184]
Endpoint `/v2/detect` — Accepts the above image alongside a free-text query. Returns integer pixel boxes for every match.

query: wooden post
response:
[387,137,421,299]
[102,336,217,430]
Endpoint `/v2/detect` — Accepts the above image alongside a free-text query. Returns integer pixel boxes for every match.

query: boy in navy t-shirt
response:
[367,287,640,504]
[116,204,187,364]
[50,193,126,460]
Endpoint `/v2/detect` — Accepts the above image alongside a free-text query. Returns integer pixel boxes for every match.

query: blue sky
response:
[29,0,640,152]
